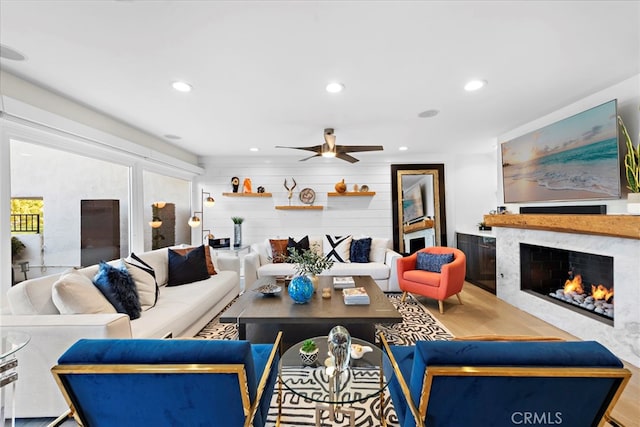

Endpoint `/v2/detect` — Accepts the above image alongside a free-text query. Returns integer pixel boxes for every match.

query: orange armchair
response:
[397,247,466,314]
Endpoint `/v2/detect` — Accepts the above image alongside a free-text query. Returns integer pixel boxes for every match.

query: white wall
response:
[10,140,130,278]
[195,158,397,246]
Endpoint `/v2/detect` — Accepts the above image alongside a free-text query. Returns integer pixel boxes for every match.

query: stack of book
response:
[342,287,370,305]
[333,276,355,289]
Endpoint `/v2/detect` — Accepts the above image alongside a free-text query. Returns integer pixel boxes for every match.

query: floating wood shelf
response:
[275,205,324,210]
[483,214,640,240]
[327,191,376,197]
[222,192,272,197]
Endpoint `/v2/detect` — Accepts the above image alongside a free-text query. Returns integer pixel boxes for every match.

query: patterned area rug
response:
[196,293,453,427]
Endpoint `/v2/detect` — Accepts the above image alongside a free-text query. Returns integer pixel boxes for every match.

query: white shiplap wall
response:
[196,158,406,247]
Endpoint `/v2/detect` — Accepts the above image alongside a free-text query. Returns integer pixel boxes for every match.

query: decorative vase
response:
[234,223,242,247]
[288,275,314,304]
[299,347,319,365]
[309,275,319,292]
[627,193,640,215]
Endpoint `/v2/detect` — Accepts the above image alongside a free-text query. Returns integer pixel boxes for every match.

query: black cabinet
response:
[456,232,496,294]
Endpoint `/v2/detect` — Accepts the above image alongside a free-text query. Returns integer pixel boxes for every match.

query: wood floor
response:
[419,282,639,427]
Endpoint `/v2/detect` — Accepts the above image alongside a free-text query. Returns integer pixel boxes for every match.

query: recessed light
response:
[326,82,345,93]
[164,134,181,140]
[418,109,439,118]
[249,147,259,152]
[0,44,26,61]
[172,81,192,92]
[464,79,487,91]
[399,146,409,151]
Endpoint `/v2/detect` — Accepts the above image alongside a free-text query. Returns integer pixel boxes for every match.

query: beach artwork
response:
[501,100,620,203]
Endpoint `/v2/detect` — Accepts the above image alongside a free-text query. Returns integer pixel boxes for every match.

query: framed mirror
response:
[391,164,447,254]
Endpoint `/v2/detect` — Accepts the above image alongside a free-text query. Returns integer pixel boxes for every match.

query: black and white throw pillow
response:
[323,235,352,263]
[124,253,159,311]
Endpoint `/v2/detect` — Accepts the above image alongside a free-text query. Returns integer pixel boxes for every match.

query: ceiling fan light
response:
[321,151,337,158]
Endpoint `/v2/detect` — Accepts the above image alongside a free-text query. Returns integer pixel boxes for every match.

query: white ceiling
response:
[1,1,638,162]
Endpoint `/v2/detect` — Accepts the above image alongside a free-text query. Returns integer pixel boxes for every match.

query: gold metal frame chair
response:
[50,331,282,427]
[381,334,631,427]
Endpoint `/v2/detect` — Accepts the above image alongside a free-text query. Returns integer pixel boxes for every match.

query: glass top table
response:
[278,335,392,426]
[1,332,30,361]
[2,331,30,427]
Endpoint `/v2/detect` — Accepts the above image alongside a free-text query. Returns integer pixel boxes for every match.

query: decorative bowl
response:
[253,283,282,296]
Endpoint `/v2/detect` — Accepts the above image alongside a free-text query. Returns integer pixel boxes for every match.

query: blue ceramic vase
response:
[288,275,314,304]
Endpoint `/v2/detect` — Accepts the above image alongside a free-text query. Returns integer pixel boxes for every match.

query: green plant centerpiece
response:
[286,247,334,292]
[299,338,319,365]
[619,115,640,214]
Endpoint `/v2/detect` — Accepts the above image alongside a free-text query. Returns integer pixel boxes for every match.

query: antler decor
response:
[284,178,297,205]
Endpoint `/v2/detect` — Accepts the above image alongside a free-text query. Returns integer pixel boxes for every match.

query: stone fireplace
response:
[520,243,614,325]
[485,214,640,367]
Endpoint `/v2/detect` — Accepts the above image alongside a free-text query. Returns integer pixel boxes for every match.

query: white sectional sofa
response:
[1,246,240,418]
[244,236,402,292]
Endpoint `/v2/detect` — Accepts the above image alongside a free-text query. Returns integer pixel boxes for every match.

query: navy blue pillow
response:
[168,246,209,286]
[416,252,454,273]
[93,261,141,319]
[350,238,372,263]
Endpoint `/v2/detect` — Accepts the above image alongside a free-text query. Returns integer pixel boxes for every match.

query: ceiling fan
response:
[276,128,383,163]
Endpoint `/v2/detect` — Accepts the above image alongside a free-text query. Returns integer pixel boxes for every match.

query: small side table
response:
[278,336,392,427]
[1,332,30,427]
[211,244,251,257]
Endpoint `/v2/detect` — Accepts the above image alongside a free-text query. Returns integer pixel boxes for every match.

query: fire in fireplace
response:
[550,273,614,319]
[520,243,614,325]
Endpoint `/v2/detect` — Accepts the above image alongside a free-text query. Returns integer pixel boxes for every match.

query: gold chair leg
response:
[456,293,463,305]
[438,300,444,314]
[400,291,408,303]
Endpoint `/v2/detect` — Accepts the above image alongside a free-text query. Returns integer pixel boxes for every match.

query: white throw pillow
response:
[52,269,116,314]
[124,255,158,311]
[370,238,390,263]
[323,235,352,263]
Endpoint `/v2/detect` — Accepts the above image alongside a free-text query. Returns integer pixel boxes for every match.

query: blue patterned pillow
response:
[416,252,454,273]
[350,238,372,263]
[93,261,141,319]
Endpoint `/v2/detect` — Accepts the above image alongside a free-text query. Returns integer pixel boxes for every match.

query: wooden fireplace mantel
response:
[483,214,640,240]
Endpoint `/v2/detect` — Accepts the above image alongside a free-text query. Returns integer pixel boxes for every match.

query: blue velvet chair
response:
[381,334,631,427]
[50,332,281,427]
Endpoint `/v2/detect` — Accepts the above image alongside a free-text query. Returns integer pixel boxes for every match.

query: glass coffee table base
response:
[315,402,355,427]
[314,373,355,427]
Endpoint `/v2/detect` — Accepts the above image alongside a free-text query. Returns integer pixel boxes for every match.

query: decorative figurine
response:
[243,178,252,193]
[328,325,351,373]
[257,186,265,193]
[231,177,240,193]
[335,178,347,193]
[284,178,297,205]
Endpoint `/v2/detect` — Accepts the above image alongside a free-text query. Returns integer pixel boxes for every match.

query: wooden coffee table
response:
[220,275,402,348]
